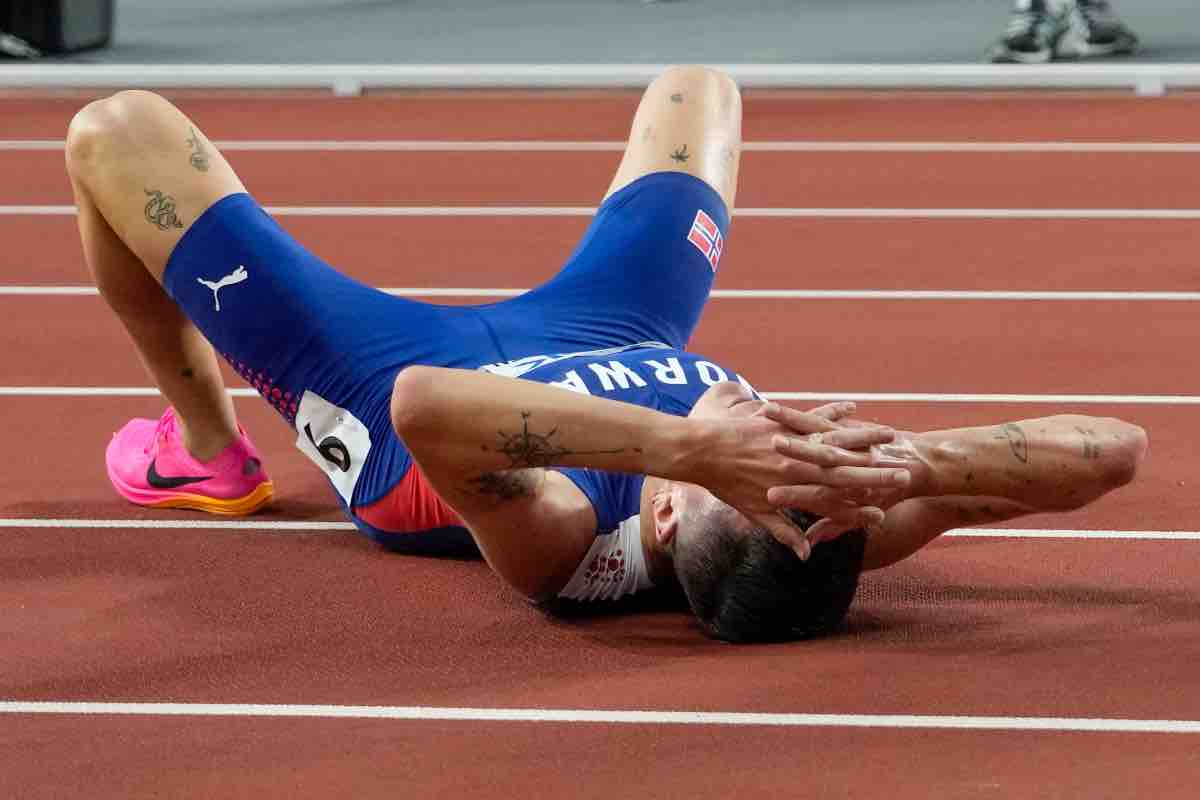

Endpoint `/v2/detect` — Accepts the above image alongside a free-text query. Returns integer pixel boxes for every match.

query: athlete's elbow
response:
[390,365,439,437]
[1101,421,1148,490]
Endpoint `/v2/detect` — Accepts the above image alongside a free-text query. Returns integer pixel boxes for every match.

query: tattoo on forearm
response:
[470,469,542,501]
[1075,426,1102,459]
[993,423,1029,463]
[186,127,210,172]
[144,189,184,231]
[670,144,690,163]
[484,411,625,469]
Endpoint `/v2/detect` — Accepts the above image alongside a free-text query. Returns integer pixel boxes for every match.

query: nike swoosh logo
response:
[147,459,213,489]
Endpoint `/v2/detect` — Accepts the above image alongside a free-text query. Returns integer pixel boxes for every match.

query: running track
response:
[3,90,1200,797]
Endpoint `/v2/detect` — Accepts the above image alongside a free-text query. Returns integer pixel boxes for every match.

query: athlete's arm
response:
[774,414,1148,569]
[388,366,909,595]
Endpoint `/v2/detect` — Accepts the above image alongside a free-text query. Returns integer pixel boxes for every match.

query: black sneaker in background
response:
[1057,0,1139,58]
[988,0,1069,63]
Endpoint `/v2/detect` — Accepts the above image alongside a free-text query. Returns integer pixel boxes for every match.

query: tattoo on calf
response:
[993,423,1029,464]
[671,144,690,163]
[1075,426,1102,459]
[186,127,210,172]
[144,189,184,231]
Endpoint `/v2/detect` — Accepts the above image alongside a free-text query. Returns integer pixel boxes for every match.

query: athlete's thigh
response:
[605,65,742,210]
[164,190,500,508]
[491,169,731,354]
[66,90,245,279]
[482,67,742,355]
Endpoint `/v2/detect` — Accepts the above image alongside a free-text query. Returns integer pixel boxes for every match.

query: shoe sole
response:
[1056,29,1138,58]
[108,461,276,515]
[989,48,1055,64]
[143,481,276,515]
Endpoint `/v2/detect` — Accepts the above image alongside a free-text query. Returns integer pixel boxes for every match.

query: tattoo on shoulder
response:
[670,92,684,104]
[144,189,184,231]
[993,423,1029,464]
[487,411,624,469]
[186,127,210,172]
[670,144,690,163]
[1075,426,1102,459]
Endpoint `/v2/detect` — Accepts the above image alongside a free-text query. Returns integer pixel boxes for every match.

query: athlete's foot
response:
[106,407,274,514]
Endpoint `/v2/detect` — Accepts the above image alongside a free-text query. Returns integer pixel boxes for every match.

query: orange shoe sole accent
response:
[146,481,276,516]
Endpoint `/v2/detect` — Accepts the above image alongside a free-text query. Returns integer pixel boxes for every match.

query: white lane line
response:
[7,205,1200,219]
[6,139,1200,153]
[1,702,1197,732]
[0,387,1195,404]
[1,519,1196,540]
[6,285,1200,301]
[5,286,1200,301]
[0,518,354,531]
[943,529,1200,541]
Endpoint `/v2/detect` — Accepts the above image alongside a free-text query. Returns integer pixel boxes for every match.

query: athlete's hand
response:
[693,402,911,560]
[761,402,918,556]
[766,407,927,551]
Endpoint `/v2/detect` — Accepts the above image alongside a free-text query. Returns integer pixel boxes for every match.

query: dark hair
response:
[674,510,866,643]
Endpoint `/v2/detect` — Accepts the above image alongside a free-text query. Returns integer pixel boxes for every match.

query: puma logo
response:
[197,266,249,312]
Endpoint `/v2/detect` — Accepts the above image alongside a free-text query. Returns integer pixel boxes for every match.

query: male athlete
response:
[67,66,1146,642]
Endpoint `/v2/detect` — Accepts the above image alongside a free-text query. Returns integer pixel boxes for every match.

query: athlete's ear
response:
[653,484,681,547]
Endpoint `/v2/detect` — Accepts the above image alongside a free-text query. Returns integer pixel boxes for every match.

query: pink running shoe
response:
[106,407,274,514]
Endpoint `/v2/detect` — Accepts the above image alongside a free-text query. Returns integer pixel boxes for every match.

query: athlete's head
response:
[649,383,866,642]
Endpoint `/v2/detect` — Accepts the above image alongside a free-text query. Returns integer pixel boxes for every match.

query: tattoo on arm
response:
[186,127,210,172]
[670,144,690,163]
[180,368,195,379]
[1075,426,1102,459]
[486,411,625,469]
[993,423,1029,463]
[670,92,684,103]
[144,189,184,231]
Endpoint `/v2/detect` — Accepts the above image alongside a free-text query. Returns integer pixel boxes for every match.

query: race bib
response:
[293,390,371,505]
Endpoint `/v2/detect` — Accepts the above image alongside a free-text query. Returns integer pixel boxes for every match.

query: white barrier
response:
[1,63,1198,95]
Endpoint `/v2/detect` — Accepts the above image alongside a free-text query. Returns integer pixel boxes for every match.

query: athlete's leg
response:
[605,64,742,210]
[66,90,245,459]
[486,66,743,357]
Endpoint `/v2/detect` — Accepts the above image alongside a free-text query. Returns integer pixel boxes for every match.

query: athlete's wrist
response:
[646,415,711,482]
[875,433,938,500]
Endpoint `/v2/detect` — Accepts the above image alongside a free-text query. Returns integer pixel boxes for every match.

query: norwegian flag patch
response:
[686,209,724,272]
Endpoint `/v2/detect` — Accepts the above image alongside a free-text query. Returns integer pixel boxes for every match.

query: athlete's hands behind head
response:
[686,387,911,560]
[764,403,920,551]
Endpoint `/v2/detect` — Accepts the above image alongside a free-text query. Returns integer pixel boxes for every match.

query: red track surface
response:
[4,90,1200,797]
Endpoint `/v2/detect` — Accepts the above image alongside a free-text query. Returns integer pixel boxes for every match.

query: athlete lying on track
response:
[66,66,1147,642]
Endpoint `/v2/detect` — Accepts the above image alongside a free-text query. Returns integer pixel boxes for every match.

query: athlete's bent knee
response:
[647,65,741,130]
[657,64,735,89]
[65,90,170,175]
